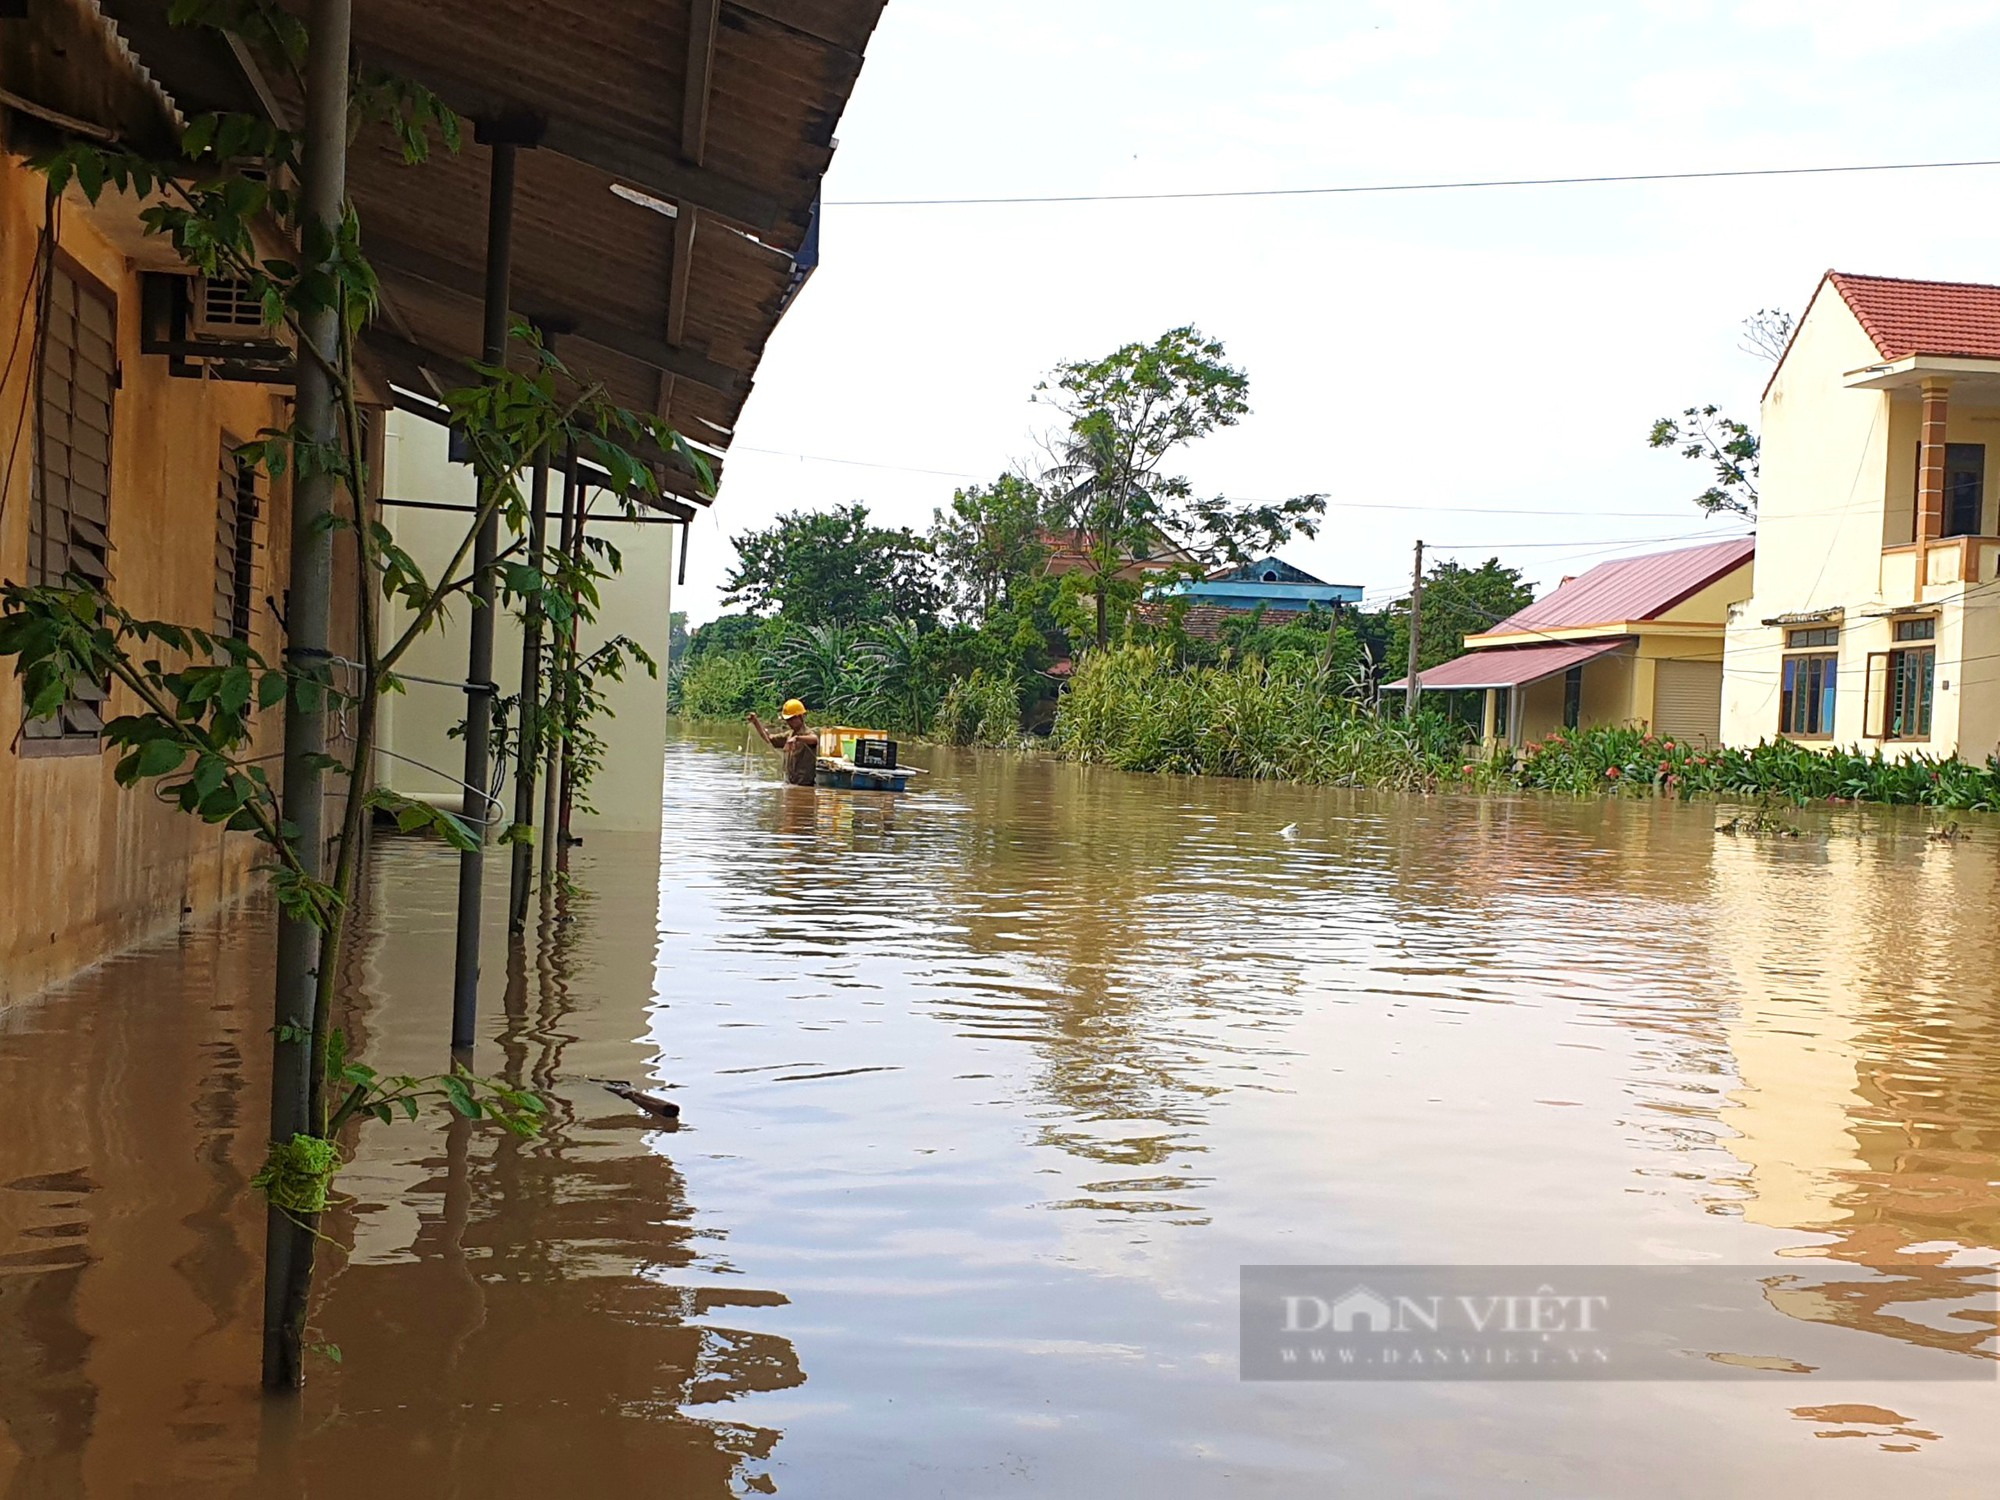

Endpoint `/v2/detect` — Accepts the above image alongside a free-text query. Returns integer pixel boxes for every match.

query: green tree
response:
[1648,404,1759,519]
[723,502,942,627]
[1376,558,1534,672]
[929,473,1049,621]
[686,611,771,662]
[667,610,689,666]
[1036,326,1325,646]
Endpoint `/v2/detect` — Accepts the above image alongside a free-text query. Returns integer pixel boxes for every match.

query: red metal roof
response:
[1827,271,2000,361]
[1482,537,1754,636]
[1386,639,1628,692]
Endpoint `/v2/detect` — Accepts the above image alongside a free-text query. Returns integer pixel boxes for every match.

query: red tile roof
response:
[1827,271,2000,361]
[1483,537,1754,635]
[1386,639,1628,692]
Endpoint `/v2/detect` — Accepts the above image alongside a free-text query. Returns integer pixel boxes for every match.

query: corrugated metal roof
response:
[1386,639,1629,692]
[1484,537,1754,635]
[1828,270,2000,361]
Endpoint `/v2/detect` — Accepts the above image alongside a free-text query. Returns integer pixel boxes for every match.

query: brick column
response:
[1918,378,1952,541]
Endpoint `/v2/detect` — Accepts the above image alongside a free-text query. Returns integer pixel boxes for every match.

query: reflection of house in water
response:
[0,837,803,1493]
[1706,828,2000,1358]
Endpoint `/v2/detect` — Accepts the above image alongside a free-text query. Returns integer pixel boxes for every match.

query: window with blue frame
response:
[1779,628,1838,739]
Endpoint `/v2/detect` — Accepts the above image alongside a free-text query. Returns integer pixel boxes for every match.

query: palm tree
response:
[1043,420,1179,649]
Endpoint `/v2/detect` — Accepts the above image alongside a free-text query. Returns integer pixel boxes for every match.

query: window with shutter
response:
[215,439,261,641]
[24,257,117,748]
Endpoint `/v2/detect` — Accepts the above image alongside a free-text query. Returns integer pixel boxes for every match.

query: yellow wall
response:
[1748,283,1892,612]
[1721,276,2000,757]
[0,153,294,1007]
[1481,560,1746,746]
[1651,564,1754,627]
[1508,638,1726,744]
[376,412,676,836]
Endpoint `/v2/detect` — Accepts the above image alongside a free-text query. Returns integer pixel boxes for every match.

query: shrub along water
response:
[1517,726,2000,809]
[936,670,1023,746]
[1051,646,1467,789]
[1050,647,2000,810]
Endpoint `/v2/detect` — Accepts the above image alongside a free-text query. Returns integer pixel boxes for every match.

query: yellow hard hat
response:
[781,699,807,718]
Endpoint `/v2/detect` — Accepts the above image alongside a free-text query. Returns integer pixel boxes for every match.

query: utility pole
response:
[265,0,351,1393]
[1405,539,1425,718]
[450,138,518,1051]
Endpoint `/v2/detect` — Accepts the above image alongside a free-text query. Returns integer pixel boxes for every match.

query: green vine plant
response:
[0,5,711,1383]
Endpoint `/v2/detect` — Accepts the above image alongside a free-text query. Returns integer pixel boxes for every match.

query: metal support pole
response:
[507,439,551,934]
[556,493,587,875]
[540,449,579,895]
[450,140,517,1050]
[264,0,351,1393]
[1405,539,1425,718]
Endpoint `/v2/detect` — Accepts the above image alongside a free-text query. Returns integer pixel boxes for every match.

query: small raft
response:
[812,726,920,793]
[815,759,916,792]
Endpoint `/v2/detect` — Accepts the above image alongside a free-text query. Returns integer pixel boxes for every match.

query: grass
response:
[1050,646,2000,811]
[1050,645,1469,790]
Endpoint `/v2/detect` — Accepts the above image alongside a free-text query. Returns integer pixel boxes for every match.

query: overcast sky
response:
[674,0,2000,623]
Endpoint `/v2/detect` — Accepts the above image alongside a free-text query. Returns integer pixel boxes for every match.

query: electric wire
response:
[826,155,2000,208]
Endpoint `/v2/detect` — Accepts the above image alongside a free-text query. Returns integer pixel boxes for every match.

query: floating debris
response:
[1717,809,1802,838]
[589,1078,682,1120]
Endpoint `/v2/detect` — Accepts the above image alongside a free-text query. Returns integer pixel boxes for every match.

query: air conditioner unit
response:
[189,275,274,341]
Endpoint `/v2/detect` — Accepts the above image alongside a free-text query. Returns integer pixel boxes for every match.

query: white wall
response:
[376,412,675,835]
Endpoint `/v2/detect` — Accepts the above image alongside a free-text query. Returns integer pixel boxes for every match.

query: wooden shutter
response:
[31,259,115,590]
[24,258,116,743]
[214,440,261,640]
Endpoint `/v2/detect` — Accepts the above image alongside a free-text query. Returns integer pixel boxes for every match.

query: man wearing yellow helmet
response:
[747,699,820,787]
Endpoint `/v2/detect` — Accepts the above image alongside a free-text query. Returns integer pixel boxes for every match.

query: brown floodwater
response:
[3,723,1998,1496]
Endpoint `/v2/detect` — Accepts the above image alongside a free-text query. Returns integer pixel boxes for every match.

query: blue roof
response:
[1214,556,1330,586]
[1179,579,1365,607]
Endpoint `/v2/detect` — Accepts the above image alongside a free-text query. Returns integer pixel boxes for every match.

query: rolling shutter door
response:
[1653,660,1723,743]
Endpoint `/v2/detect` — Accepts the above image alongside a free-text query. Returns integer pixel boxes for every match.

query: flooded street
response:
[3,723,1998,1496]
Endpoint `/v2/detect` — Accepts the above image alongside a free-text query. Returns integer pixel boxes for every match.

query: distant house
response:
[1040,528,1200,582]
[1721,272,2000,758]
[1142,556,1363,641]
[1385,538,1755,745]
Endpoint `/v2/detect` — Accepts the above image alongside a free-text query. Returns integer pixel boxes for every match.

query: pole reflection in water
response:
[0,721,1997,1495]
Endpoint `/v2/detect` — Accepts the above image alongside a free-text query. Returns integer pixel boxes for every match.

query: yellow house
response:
[1387,537,1754,745]
[0,81,315,1005]
[1722,271,2000,760]
[2,0,884,1009]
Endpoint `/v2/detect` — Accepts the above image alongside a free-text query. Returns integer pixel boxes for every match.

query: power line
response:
[826,156,2000,209]
[1430,528,1748,552]
[733,445,984,480]
[728,447,1718,522]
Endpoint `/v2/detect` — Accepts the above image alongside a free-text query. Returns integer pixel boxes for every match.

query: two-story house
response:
[1722,272,2000,759]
